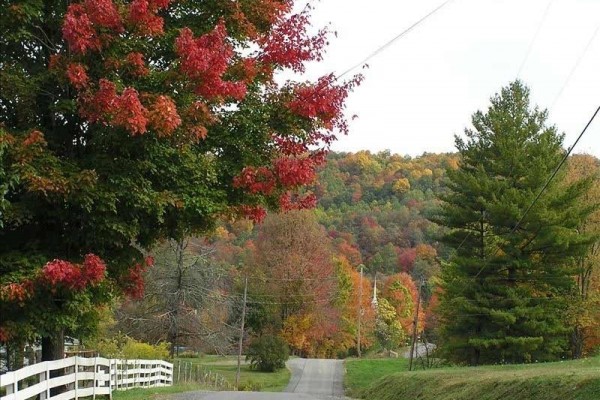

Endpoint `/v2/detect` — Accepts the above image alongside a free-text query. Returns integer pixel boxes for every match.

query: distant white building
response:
[371,276,378,308]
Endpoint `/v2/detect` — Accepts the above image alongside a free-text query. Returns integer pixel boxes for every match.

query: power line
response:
[517,0,554,78]
[454,231,472,253]
[452,211,488,253]
[510,106,600,237]
[446,295,570,302]
[550,20,600,110]
[336,0,454,80]
[473,105,600,278]
[238,275,340,282]
[445,274,579,282]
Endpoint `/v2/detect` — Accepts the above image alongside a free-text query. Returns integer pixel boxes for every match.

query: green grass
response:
[344,357,409,395]
[177,355,291,392]
[345,356,600,400]
[112,355,291,399]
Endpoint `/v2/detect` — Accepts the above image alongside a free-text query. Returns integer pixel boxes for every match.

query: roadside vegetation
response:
[178,355,291,392]
[111,354,291,400]
[345,356,600,400]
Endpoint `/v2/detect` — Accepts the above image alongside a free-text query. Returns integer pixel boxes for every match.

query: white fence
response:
[0,357,173,400]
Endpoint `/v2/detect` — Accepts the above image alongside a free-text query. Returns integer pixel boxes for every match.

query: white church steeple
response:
[371,275,378,308]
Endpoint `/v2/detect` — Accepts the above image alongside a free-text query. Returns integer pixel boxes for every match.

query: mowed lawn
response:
[112,355,290,400]
[345,356,600,400]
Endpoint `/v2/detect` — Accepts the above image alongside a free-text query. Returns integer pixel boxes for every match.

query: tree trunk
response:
[41,329,64,361]
[42,329,65,396]
[14,342,25,370]
[571,326,584,359]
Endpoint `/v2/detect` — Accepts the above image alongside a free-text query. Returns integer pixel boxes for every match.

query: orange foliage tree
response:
[382,273,424,337]
[335,257,376,354]
[249,210,340,357]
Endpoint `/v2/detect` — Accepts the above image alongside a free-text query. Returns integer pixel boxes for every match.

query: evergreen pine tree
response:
[434,81,594,365]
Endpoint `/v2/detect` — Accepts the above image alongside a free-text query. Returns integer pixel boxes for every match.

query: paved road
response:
[168,358,347,400]
[285,358,345,399]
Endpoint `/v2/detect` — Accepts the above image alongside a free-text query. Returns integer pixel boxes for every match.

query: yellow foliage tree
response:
[392,178,411,195]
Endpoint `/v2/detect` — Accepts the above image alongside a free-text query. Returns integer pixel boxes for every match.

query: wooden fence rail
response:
[0,357,173,400]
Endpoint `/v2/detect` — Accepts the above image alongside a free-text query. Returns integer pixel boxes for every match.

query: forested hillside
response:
[209,150,459,279]
[104,146,600,362]
[109,151,458,359]
[314,151,457,275]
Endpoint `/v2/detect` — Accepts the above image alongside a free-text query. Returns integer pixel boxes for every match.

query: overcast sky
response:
[297,0,600,157]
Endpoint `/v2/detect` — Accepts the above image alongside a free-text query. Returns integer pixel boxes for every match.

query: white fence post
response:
[92,357,97,400]
[74,356,78,399]
[43,362,50,400]
[109,359,115,400]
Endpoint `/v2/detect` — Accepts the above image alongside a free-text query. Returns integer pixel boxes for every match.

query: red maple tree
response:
[0,0,360,358]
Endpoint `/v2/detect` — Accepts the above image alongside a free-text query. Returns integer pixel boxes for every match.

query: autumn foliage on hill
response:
[0,0,359,360]
[111,148,600,358]
[313,151,456,275]
[198,151,458,355]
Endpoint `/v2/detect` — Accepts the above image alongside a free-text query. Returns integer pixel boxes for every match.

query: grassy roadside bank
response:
[345,356,600,400]
[344,357,409,396]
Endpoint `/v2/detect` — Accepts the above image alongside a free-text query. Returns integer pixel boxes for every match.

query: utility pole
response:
[236,277,248,389]
[408,278,424,371]
[357,265,364,358]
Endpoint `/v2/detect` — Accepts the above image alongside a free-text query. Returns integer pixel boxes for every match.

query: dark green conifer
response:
[434,81,593,365]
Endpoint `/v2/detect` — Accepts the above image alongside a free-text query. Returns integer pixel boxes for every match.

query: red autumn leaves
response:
[175,23,247,101]
[288,75,357,131]
[57,1,358,220]
[72,79,182,136]
[0,254,154,304]
[125,52,150,77]
[61,15,246,138]
[233,139,323,220]
[0,254,107,303]
[234,156,318,194]
[258,8,326,73]
[61,0,243,138]
[66,63,89,90]
[77,80,153,135]
[43,254,106,291]
[62,0,169,53]
[121,257,154,299]
[128,0,170,36]
[62,3,104,54]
